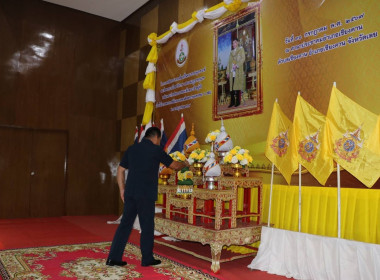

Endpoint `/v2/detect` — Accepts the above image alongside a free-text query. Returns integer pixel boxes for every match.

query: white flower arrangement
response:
[187,148,209,165]
[205,129,220,143]
[223,146,253,166]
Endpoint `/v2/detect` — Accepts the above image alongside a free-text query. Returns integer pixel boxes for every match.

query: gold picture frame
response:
[213,4,262,120]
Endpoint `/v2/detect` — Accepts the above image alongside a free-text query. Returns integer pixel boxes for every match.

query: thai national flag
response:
[164,114,187,154]
[160,118,168,149]
[138,124,144,142]
[139,120,152,142]
[134,126,138,144]
[143,120,152,136]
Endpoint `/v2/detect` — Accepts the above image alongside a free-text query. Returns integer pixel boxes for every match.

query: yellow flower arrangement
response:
[223,146,253,166]
[205,129,220,143]
[187,148,209,164]
[169,151,187,162]
[177,170,193,181]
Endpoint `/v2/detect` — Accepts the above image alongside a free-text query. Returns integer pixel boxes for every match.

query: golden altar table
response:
[155,214,262,273]
[156,174,263,272]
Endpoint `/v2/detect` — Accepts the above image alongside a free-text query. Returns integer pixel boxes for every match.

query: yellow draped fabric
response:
[157,30,172,41]
[146,45,158,64]
[141,33,158,124]
[177,18,197,30]
[260,184,380,244]
[205,2,224,12]
[143,72,156,90]
[142,102,154,125]
[224,0,242,12]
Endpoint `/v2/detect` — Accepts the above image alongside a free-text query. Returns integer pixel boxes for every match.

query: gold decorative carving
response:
[221,164,249,176]
[155,217,262,273]
[192,176,204,186]
[168,196,192,208]
[192,188,235,201]
[159,176,263,229]
[167,196,194,224]
[218,177,262,190]
[158,185,177,194]
[156,176,263,271]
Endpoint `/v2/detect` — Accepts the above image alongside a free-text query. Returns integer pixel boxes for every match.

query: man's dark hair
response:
[144,126,161,139]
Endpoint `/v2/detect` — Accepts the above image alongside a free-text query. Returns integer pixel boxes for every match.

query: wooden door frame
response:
[0,125,69,216]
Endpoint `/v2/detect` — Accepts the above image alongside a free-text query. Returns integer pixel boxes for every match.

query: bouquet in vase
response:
[187,149,209,165]
[223,146,253,166]
[169,151,187,162]
[205,130,220,143]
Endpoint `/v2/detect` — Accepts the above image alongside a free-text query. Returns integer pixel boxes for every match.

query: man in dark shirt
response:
[106,127,187,267]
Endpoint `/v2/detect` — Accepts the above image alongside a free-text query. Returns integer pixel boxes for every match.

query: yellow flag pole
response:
[267,98,278,228]
[337,162,341,238]
[298,164,302,232]
[333,81,341,239]
[297,92,302,233]
[267,162,274,227]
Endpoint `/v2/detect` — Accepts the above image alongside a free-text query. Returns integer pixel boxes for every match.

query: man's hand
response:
[169,160,189,171]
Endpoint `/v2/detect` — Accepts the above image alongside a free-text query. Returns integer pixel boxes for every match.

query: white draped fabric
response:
[248,227,380,280]
[145,89,155,102]
[204,7,227,20]
[145,62,156,75]
[170,21,198,34]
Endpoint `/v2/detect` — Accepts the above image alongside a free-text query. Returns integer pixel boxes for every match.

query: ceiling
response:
[42,0,150,22]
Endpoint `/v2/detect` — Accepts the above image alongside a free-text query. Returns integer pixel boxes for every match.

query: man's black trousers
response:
[108,196,156,265]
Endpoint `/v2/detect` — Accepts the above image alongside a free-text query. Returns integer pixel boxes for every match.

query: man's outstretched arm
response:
[169,160,189,171]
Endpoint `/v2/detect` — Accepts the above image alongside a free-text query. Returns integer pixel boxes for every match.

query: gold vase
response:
[193,162,204,176]
[232,163,242,177]
[159,174,170,185]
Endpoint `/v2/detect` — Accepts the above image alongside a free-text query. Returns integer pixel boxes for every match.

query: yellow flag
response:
[367,115,380,156]
[292,95,334,185]
[265,101,298,184]
[326,86,380,188]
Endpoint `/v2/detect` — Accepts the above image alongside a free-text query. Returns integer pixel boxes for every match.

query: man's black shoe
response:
[141,258,162,267]
[106,259,127,266]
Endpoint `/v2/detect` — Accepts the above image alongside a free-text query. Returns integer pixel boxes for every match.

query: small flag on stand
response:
[144,120,152,131]
[164,114,187,154]
[160,118,168,149]
[138,124,144,143]
[134,126,138,144]
[325,86,380,188]
[139,120,153,142]
[292,95,333,185]
[265,100,298,184]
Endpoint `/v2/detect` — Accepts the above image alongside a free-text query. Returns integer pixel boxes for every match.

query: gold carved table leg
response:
[231,197,237,228]
[188,201,194,224]
[165,196,170,219]
[215,199,222,230]
[210,242,223,273]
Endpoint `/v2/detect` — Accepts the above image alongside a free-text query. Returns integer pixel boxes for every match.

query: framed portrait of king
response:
[213,4,262,120]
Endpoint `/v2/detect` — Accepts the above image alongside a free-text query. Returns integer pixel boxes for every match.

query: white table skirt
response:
[248,227,380,280]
